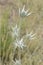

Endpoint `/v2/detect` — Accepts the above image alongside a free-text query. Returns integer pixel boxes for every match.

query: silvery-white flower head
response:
[15,38,26,49]
[14,59,21,65]
[12,24,20,37]
[19,5,31,17]
[26,31,36,40]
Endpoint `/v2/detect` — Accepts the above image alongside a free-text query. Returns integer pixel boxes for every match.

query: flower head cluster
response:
[14,59,21,65]
[26,31,36,40]
[12,24,20,37]
[19,5,31,17]
[15,38,26,49]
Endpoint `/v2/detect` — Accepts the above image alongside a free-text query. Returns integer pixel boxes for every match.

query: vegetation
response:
[0,0,43,65]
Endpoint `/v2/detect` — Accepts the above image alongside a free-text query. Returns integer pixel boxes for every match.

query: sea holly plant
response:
[19,5,32,17]
[1,4,43,65]
[11,24,37,65]
[12,24,26,49]
[12,24,36,50]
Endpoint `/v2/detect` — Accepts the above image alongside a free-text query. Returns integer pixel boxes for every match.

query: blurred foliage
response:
[0,8,13,64]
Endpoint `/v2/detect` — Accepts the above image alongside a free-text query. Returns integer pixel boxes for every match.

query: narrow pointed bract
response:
[22,5,25,13]
[26,12,32,16]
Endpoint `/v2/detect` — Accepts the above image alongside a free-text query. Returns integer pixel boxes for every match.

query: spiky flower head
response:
[19,5,32,17]
[26,31,36,40]
[12,24,20,37]
[15,38,26,49]
[14,59,21,65]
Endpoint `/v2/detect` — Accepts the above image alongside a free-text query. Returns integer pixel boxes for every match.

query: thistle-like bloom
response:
[26,31,36,40]
[12,24,20,37]
[14,59,21,65]
[19,5,31,17]
[15,38,26,49]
